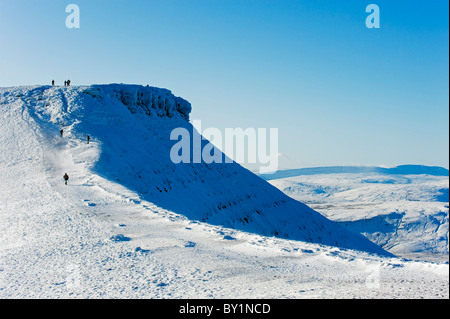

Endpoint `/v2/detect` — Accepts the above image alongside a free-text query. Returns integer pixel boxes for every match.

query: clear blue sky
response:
[0,0,448,169]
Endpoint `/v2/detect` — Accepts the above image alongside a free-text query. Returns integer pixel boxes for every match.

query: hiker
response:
[87,135,90,144]
[60,129,64,137]
[67,79,71,86]
[63,173,69,185]
[52,80,55,86]
[64,80,67,87]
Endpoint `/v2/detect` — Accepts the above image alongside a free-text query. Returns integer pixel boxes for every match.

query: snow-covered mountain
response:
[265,168,449,261]
[0,84,388,256]
[1,84,448,299]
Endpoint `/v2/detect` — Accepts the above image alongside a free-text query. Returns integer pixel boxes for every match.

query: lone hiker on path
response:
[87,135,90,144]
[52,80,55,86]
[63,173,69,185]
[60,129,64,137]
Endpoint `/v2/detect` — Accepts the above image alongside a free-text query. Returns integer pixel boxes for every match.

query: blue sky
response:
[0,0,448,169]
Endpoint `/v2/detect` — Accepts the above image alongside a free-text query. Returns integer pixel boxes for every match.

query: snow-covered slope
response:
[266,169,449,261]
[0,84,389,256]
[1,85,448,299]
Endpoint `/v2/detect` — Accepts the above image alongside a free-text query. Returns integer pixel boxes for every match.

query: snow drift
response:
[0,84,391,257]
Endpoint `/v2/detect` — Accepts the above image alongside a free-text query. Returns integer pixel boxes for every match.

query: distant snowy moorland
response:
[262,166,449,262]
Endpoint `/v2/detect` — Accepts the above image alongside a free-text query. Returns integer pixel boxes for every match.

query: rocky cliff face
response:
[82,84,192,119]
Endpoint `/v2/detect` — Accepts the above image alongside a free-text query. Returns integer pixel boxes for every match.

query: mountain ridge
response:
[259,165,449,181]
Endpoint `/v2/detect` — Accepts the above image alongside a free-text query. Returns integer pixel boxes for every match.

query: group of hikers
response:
[49,79,89,185]
[60,129,91,185]
[51,79,71,86]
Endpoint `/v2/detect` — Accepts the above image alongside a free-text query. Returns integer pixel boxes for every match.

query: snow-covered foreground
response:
[265,169,449,262]
[0,85,448,299]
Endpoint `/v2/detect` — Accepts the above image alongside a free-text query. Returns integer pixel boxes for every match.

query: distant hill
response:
[259,165,449,181]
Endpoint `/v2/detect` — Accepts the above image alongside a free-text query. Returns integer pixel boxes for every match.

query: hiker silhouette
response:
[63,173,69,185]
